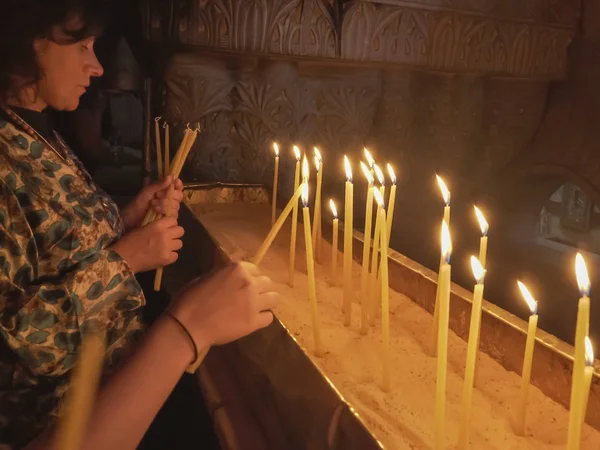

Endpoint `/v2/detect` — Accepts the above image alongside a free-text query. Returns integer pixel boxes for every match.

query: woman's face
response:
[33,32,104,111]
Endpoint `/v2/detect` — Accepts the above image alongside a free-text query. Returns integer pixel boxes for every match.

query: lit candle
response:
[154,117,163,179]
[430,175,451,356]
[312,147,323,261]
[369,164,386,326]
[374,189,390,390]
[288,146,302,287]
[435,220,452,450]
[368,196,383,327]
[386,164,397,245]
[474,206,489,268]
[572,337,595,448]
[163,122,170,175]
[567,253,591,450]
[302,180,323,356]
[364,147,375,177]
[343,155,354,326]
[360,162,375,334]
[374,163,386,201]
[514,281,539,436]
[458,256,486,449]
[330,199,339,285]
[272,143,280,225]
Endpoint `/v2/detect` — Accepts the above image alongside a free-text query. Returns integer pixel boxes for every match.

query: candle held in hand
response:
[330,199,339,285]
[435,220,452,450]
[567,254,591,450]
[272,143,280,225]
[288,146,302,287]
[514,281,538,436]
[343,155,354,326]
[430,174,451,356]
[154,117,163,179]
[458,256,486,449]
[360,162,375,333]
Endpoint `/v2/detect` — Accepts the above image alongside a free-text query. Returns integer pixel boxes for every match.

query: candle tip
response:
[293,145,301,160]
[374,164,385,186]
[360,162,374,185]
[585,336,594,366]
[373,187,385,209]
[474,205,489,236]
[575,253,591,297]
[329,199,338,218]
[517,281,537,315]
[273,142,279,156]
[387,163,396,185]
[344,155,352,182]
[470,256,486,284]
[441,220,452,263]
[302,156,310,181]
[436,174,451,206]
[364,148,375,168]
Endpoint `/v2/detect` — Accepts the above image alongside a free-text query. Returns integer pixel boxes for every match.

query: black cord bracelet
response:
[165,311,199,365]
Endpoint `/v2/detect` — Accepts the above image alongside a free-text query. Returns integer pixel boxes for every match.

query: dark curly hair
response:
[0,0,111,106]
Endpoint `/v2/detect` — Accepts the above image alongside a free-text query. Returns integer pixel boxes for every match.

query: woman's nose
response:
[87,51,104,78]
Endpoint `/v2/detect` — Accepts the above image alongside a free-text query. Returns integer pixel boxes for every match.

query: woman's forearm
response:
[26,315,197,450]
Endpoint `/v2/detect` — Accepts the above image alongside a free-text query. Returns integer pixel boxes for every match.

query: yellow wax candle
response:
[458,257,486,449]
[164,122,170,175]
[272,143,280,225]
[288,146,302,287]
[154,117,163,179]
[567,254,591,450]
[514,281,539,436]
[435,220,452,450]
[330,199,339,285]
[312,148,323,261]
[369,201,383,327]
[343,156,354,326]
[430,175,451,356]
[572,337,595,448]
[474,206,489,269]
[360,162,375,334]
[253,184,304,266]
[386,164,397,245]
[373,189,390,390]
[302,182,323,356]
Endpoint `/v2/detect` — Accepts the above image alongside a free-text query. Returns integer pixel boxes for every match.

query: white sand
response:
[192,202,600,450]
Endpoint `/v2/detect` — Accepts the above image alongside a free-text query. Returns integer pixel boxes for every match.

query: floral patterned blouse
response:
[0,109,146,448]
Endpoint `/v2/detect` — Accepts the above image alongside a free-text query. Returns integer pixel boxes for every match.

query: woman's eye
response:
[80,44,91,52]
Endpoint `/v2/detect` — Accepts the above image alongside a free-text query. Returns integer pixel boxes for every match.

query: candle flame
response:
[474,205,489,236]
[293,145,301,161]
[329,199,338,219]
[344,155,352,182]
[470,256,486,284]
[314,147,322,171]
[302,156,310,181]
[387,163,396,185]
[436,175,451,206]
[364,148,375,168]
[441,220,452,263]
[585,336,594,366]
[517,281,537,315]
[302,181,309,206]
[373,187,385,208]
[575,253,591,297]
[374,164,385,186]
[273,142,279,156]
[360,162,374,185]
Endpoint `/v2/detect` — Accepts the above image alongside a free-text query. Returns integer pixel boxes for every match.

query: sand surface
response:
[191,202,600,450]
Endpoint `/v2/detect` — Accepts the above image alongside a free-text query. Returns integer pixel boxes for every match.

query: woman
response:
[0,1,278,449]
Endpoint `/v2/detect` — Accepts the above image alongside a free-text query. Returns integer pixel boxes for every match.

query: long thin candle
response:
[370,164,386,327]
[386,164,397,245]
[253,184,304,266]
[514,281,539,436]
[164,122,170,175]
[302,182,323,356]
[430,175,451,356]
[572,337,595,448]
[330,200,339,285]
[474,206,489,269]
[312,148,323,261]
[360,162,375,334]
[435,220,452,450]
[567,253,591,450]
[343,156,354,326]
[374,189,390,390]
[272,143,280,225]
[288,146,302,287]
[154,117,163,179]
[458,257,486,449]
[369,200,382,327]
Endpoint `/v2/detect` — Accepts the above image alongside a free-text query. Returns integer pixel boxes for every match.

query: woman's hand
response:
[110,217,184,273]
[169,262,279,350]
[121,177,184,230]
